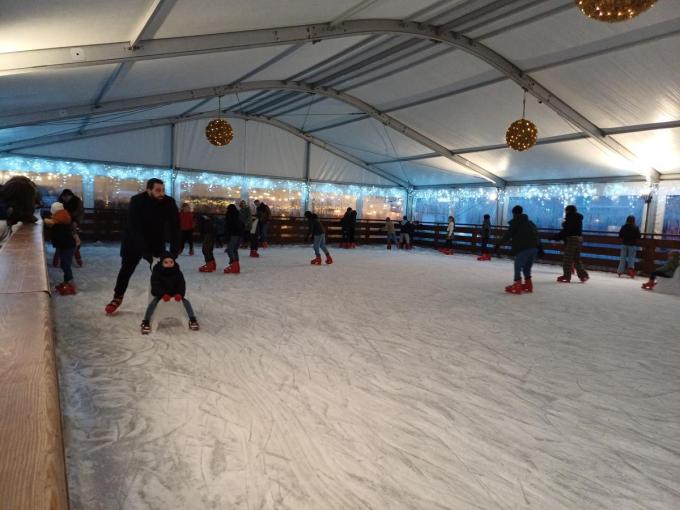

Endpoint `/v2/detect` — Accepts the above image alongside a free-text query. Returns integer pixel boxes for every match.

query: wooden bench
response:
[0,221,69,510]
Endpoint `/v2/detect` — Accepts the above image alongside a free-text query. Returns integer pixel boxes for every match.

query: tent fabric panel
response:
[376,160,484,186]
[613,128,680,175]
[391,80,578,149]
[349,0,466,21]
[309,145,395,186]
[153,0,360,39]
[105,46,291,101]
[0,0,150,52]
[276,98,365,131]
[14,127,172,167]
[175,118,247,173]
[483,2,680,64]
[243,121,305,179]
[0,65,119,116]
[463,139,638,182]
[0,124,87,146]
[531,35,680,129]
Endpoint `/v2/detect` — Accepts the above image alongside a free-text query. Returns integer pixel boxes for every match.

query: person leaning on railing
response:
[617,215,641,278]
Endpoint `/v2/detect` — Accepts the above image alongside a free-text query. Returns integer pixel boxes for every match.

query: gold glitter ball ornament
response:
[205,119,234,146]
[506,118,538,152]
[575,0,657,22]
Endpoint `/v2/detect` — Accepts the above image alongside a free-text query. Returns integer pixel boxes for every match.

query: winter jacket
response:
[400,220,414,235]
[349,211,357,228]
[224,212,245,240]
[59,194,84,224]
[619,223,641,246]
[481,218,491,238]
[49,209,76,249]
[307,214,324,237]
[150,260,186,298]
[121,192,180,259]
[340,211,352,230]
[554,212,583,241]
[655,255,679,278]
[239,205,252,230]
[257,203,271,224]
[446,219,455,238]
[385,221,396,234]
[497,214,539,254]
[179,211,194,231]
[197,214,215,237]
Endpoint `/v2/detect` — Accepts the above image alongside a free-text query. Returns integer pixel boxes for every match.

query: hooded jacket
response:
[497,213,539,254]
[122,191,180,259]
[482,217,491,238]
[257,202,271,224]
[619,223,641,246]
[58,192,84,224]
[150,255,186,298]
[224,207,245,240]
[239,205,252,230]
[554,211,583,241]
[49,207,76,249]
[306,213,324,237]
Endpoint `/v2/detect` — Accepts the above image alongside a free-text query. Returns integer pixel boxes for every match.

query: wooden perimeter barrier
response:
[0,221,70,510]
[75,209,680,275]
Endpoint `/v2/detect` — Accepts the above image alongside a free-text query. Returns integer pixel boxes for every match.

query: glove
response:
[174,294,182,302]
[162,294,171,302]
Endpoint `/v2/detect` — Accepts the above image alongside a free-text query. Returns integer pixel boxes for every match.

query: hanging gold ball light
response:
[205,118,234,146]
[506,90,538,152]
[575,0,658,22]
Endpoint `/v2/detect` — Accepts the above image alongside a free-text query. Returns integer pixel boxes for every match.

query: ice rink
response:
[51,244,680,510]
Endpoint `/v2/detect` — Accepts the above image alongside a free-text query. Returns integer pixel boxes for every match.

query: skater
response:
[494,205,540,294]
[179,203,195,255]
[304,211,333,265]
[399,216,413,250]
[57,188,85,267]
[385,217,398,249]
[553,205,589,283]
[46,202,77,295]
[248,209,260,258]
[223,204,244,274]
[105,178,180,315]
[349,209,357,248]
[140,252,199,334]
[340,207,352,248]
[641,251,679,290]
[477,214,492,261]
[197,213,217,272]
[441,215,455,255]
[618,215,641,278]
[254,200,271,248]
[239,200,252,248]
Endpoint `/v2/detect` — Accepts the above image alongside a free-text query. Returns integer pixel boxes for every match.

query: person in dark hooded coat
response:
[141,252,199,333]
[495,205,541,294]
[553,204,589,283]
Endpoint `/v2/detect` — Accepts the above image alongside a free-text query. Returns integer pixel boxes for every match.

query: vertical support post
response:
[169,123,178,199]
[302,141,311,213]
[496,187,506,226]
[83,175,95,209]
[405,187,414,220]
[642,183,659,234]
[355,189,364,219]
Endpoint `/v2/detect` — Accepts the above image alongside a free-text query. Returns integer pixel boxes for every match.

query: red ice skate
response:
[556,275,570,283]
[641,279,656,290]
[250,249,259,258]
[310,256,322,265]
[199,260,216,272]
[262,242,269,249]
[522,278,533,293]
[579,276,589,283]
[326,255,333,265]
[224,261,240,274]
[105,295,123,314]
[505,281,523,294]
[627,268,636,278]
[57,282,76,295]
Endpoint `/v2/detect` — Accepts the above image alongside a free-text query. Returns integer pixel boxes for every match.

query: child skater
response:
[494,205,541,294]
[641,251,679,291]
[385,217,398,249]
[141,252,199,334]
[477,214,492,261]
[46,201,77,295]
[442,215,455,255]
[197,213,216,272]
[224,203,244,274]
[304,211,333,265]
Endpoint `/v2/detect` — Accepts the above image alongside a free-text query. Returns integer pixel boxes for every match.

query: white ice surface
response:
[51,245,680,510]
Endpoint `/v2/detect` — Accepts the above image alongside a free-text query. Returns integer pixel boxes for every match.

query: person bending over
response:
[304,211,333,265]
[641,251,679,291]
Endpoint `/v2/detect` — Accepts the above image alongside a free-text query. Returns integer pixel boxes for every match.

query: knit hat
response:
[51,202,64,214]
[160,251,175,262]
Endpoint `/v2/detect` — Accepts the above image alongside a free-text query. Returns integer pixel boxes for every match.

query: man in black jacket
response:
[495,205,541,294]
[105,178,181,314]
[553,204,589,283]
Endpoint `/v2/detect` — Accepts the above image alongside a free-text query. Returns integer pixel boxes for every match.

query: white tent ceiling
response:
[0,0,679,188]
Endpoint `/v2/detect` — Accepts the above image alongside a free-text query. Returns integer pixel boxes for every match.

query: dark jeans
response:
[249,231,258,252]
[514,247,538,281]
[481,235,489,254]
[202,233,215,262]
[181,230,194,251]
[348,227,356,243]
[445,237,453,249]
[144,296,196,321]
[114,253,151,297]
[57,247,75,283]
[226,236,240,263]
[259,222,269,243]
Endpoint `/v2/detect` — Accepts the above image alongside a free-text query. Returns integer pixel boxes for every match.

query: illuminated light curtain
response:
[247,185,304,218]
[412,188,498,224]
[0,170,83,208]
[94,176,146,209]
[663,195,680,236]
[361,192,405,221]
[310,183,405,219]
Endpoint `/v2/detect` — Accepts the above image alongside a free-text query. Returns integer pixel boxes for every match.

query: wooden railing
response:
[0,221,70,509]
[73,209,680,274]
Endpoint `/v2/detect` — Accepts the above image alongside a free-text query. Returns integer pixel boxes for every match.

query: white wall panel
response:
[613,128,680,175]
[243,121,305,178]
[377,159,485,186]
[309,145,395,186]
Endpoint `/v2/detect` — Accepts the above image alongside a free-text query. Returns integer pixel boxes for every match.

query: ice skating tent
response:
[1,0,680,189]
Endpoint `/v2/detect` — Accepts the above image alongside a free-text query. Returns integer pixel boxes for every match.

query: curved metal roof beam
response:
[0,18,657,178]
[0,111,411,188]
[0,79,504,185]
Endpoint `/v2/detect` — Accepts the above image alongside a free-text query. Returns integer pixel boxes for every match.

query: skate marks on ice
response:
[50,245,680,509]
